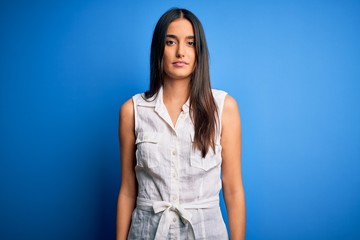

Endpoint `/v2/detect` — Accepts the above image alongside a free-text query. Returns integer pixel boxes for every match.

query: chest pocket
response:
[135,132,160,168]
[190,133,222,171]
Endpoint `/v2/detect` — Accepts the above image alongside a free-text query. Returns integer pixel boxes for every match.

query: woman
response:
[117,8,245,239]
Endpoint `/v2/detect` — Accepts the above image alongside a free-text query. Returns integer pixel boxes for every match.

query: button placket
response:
[170,114,185,239]
[170,134,180,210]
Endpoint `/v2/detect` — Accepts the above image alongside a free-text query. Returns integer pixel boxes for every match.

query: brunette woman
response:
[117,8,245,239]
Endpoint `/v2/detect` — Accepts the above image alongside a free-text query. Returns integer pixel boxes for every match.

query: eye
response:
[166,40,176,45]
[187,41,195,47]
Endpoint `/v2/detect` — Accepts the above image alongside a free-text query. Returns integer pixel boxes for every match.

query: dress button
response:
[173,217,177,223]
[172,150,176,156]
[172,195,177,201]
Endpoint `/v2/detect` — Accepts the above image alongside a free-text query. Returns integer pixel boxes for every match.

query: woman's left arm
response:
[221,95,246,239]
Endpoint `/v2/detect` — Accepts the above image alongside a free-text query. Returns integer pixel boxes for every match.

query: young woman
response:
[117,8,245,240]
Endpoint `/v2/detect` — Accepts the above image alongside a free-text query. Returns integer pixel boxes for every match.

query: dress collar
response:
[155,86,190,113]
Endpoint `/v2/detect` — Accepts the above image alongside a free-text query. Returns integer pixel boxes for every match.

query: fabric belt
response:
[136,196,219,239]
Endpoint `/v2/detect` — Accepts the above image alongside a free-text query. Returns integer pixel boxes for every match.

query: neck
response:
[162,78,190,104]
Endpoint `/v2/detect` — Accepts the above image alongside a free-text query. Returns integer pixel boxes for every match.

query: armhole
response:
[218,92,228,137]
[132,95,138,135]
[213,90,228,141]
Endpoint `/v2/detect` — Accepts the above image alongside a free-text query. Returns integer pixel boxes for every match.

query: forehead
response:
[166,18,194,36]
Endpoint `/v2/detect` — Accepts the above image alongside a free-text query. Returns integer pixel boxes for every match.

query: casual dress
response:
[128,86,229,240]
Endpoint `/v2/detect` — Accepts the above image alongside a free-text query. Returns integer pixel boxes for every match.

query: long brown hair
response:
[145,8,218,157]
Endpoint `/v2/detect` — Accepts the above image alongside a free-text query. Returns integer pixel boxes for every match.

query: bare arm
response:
[116,99,138,240]
[221,95,246,239]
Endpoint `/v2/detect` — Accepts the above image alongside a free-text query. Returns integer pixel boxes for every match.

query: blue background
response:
[1,0,359,239]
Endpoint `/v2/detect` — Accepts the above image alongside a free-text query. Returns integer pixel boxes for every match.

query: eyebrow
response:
[166,34,195,39]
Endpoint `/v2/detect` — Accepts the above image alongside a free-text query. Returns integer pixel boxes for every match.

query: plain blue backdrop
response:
[1,0,360,239]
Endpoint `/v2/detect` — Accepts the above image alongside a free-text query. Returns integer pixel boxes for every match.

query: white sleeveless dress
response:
[128,86,229,240]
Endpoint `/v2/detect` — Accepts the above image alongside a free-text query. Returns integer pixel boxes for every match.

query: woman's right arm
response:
[116,98,137,240]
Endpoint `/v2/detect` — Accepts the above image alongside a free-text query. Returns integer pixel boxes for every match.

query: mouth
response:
[172,61,188,67]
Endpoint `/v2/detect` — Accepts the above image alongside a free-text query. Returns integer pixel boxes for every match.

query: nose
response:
[176,43,185,58]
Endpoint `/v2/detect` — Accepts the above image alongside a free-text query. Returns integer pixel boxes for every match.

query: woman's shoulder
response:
[211,89,237,104]
[211,88,229,108]
[223,94,239,111]
[119,98,134,119]
[211,89,239,117]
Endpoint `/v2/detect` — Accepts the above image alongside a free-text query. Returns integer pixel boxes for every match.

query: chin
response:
[170,74,192,80]
[165,71,193,81]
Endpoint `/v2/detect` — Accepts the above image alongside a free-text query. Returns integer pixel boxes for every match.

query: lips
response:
[173,61,188,67]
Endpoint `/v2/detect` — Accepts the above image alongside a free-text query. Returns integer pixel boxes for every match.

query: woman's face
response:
[163,18,196,82]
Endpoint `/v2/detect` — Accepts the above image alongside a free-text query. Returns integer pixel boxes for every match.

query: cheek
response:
[190,49,196,61]
[162,52,168,62]
[190,52,196,67]
[162,52,171,73]
[163,47,173,61]
[163,53,173,67]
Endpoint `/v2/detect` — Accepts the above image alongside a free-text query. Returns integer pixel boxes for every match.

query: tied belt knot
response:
[136,196,219,240]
